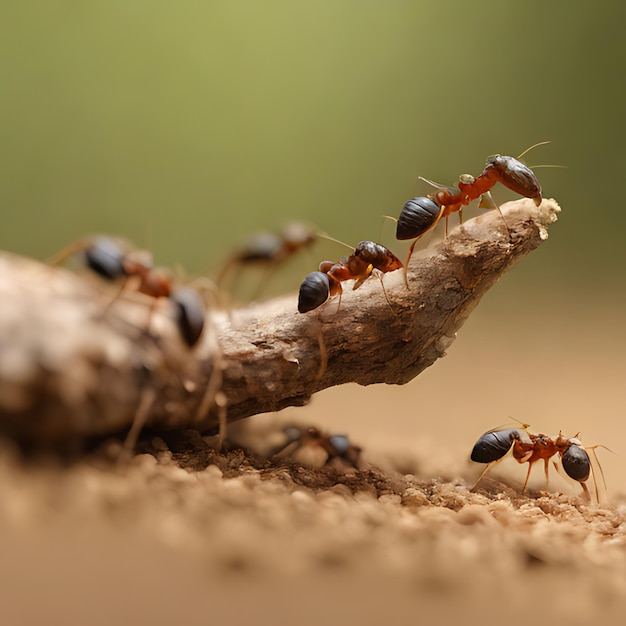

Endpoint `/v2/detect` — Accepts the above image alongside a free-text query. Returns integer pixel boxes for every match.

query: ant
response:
[470,423,607,503]
[48,236,206,347]
[396,144,546,284]
[297,240,403,313]
[271,425,362,468]
[50,237,229,459]
[216,222,318,299]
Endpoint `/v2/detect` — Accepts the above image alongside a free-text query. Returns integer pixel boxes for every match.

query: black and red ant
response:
[49,236,229,459]
[271,425,362,468]
[470,423,607,503]
[48,236,206,347]
[216,222,318,299]
[297,240,403,313]
[396,146,546,282]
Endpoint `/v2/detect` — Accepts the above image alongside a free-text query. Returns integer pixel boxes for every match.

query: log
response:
[0,198,560,443]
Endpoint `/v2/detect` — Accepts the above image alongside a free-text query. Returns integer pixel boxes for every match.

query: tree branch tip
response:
[0,195,562,443]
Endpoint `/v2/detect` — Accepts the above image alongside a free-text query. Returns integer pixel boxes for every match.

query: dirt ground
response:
[1,293,625,626]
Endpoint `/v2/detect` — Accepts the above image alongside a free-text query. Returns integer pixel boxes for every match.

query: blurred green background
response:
[1,1,624,297]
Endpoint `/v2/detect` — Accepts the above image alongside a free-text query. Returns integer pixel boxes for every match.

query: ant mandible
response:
[297,240,403,313]
[48,236,206,347]
[396,144,546,284]
[470,424,606,503]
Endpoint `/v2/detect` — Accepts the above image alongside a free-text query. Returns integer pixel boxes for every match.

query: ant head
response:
[485,154,503,167]
[123,249,155,277]
[281,222,317,248]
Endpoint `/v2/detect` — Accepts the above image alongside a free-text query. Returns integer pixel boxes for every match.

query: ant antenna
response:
[418,175,448,190]
[46,239,92,266]
[489,416,531,432]
[516,140,551,160]
[317,231,355,252]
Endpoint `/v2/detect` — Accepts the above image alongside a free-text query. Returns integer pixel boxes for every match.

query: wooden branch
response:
[0,198,560,443]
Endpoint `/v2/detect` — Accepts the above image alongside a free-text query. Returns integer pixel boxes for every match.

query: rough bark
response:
[0,198,560,443]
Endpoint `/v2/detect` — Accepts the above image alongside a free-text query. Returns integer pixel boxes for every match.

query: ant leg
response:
[588,446,609,491]
[122,295,160,339]
[522,461,535,492]
[214,391,228,451]
[479,191,511,239]
[471,464,494,490]
[586,448,603,504]
[403,240,418,288]
[471,455,508,491]
[117,386,157,466]
[314,330,328,383]
[250,263,277,302]
[542,458,549,486]
[331,292,343,316]
[579,481,591,502]
[196,345,227,450]
[99,276,133,317]
[374,272,397,316]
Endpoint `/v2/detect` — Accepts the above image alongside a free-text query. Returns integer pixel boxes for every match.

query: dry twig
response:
[0,198,560,443]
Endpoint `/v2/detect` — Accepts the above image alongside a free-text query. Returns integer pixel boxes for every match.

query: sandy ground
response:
[1,292,625,626]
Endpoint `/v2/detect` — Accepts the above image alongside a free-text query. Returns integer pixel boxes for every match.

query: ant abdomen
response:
[235,232,284,263]
[298,271,331,314]
[396,197,442,241]
[170,286,206,347]
[561,443,591,483]
[327,434,351,455]
[470,428,521,464]
[84,237,128,280]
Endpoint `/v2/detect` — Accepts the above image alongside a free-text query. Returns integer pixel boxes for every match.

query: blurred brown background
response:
[1,4,625,623]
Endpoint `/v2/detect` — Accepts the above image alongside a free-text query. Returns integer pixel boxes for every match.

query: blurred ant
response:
[297,240,403,313]
[470,423,607,503]
[48,235,206,347]
[271,425,362,468]
[50,236,228,459]
[396,143,547,284]
[216,222,319,299]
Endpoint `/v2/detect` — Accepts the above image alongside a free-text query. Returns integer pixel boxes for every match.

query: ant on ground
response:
[470,422,608,503]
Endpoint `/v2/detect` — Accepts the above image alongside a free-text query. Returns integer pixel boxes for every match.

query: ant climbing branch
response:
[0,197,560,445]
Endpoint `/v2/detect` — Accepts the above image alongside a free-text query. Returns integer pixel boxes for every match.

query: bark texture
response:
[0,198,560,443]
